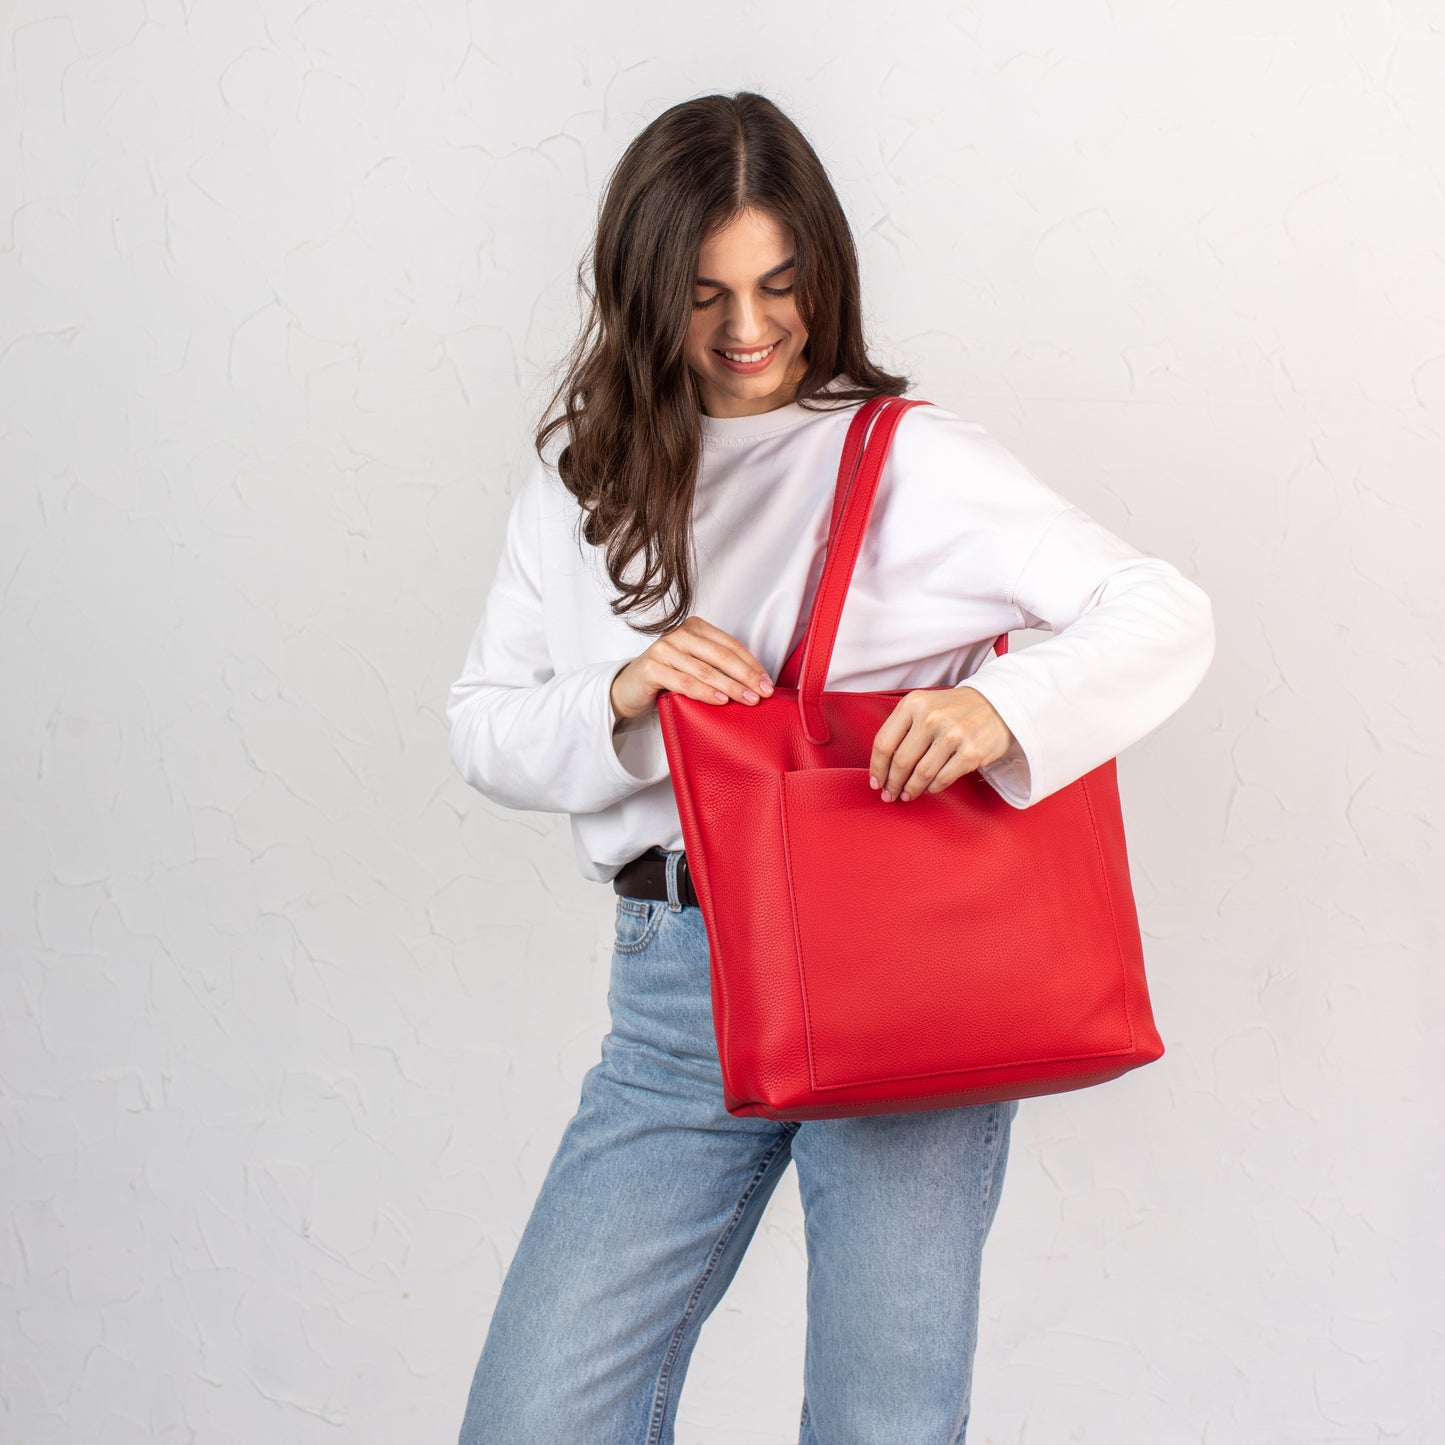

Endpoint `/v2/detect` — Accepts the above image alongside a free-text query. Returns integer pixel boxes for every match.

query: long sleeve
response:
[962,499,1216,808]
[445,456,671,816]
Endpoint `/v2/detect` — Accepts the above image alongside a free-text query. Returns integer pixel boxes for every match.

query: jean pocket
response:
[613,895,666,954]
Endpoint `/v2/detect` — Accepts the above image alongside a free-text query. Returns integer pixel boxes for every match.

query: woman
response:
[447,91,1214,1444]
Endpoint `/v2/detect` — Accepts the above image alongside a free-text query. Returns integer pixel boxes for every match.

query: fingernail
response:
[743,689,759,703]
[880,790,891,802]
[759,679,773,695]
[714,690,728,702]
[869,776,879,789]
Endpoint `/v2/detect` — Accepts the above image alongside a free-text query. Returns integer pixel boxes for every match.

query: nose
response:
[721,293,774,346]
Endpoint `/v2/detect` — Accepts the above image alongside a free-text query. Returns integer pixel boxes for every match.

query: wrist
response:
[609,661,631,724]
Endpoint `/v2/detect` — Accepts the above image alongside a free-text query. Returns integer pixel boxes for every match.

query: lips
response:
[713,340,782,373]
[713,339,774,359]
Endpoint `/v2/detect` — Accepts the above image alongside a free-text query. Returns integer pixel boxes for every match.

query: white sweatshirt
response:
[446,376,1216,884]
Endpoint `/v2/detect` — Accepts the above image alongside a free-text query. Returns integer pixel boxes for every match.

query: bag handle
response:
[774,395,894,693]
[775,396,1008,743]
[791,397,928,742]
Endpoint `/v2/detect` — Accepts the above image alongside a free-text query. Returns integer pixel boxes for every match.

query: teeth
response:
[720,342,777,363]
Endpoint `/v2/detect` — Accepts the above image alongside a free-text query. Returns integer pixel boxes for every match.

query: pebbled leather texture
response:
[656,396,1164,1121]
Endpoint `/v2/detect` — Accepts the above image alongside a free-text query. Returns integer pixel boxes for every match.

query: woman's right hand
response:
[609,616,775,723]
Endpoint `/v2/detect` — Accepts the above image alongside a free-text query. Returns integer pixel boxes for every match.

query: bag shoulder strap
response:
[775,398,1008,728]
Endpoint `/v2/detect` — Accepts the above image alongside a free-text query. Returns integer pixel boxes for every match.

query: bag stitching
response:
[1078,768,1139,1054]
[777,770,824,1096]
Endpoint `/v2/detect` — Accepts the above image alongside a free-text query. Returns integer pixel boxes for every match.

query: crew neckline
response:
[697,372,861,444]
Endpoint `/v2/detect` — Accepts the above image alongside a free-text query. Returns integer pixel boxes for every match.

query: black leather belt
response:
[612,845,699,908]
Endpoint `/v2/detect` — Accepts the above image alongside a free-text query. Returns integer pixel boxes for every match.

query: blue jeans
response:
[458,849,1019,1444]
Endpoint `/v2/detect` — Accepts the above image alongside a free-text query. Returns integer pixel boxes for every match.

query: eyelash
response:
[693,284,795,310]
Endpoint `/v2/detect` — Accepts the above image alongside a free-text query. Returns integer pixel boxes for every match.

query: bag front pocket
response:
[777,765,1134,1091]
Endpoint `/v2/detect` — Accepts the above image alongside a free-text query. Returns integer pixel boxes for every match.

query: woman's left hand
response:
[868,687,1016,802]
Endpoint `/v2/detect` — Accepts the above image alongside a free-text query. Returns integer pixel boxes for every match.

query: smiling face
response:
[684,207,810,419]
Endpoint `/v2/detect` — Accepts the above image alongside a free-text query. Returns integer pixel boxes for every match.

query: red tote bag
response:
[655,395,1165,1120]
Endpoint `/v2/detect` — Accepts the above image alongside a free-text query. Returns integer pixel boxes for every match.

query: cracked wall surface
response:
[2,1,1442,1442]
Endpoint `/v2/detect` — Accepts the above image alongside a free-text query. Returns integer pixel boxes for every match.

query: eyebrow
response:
[694,255,796,289]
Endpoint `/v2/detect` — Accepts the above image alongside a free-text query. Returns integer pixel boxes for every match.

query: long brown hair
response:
[535,91,910,637]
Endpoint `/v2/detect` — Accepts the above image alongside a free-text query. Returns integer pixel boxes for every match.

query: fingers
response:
[896,736,979,801]
[664,617,774,706]
[875,734,948,802]
[647,657,750,707]
[868,708,913,797]
[870,693,985,801]
[682,617,772,685]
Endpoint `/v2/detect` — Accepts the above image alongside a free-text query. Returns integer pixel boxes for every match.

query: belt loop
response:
[664,849,684,912]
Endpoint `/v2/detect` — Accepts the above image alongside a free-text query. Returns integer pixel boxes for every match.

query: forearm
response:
[961,541,1216,807]
[448,655,670,815]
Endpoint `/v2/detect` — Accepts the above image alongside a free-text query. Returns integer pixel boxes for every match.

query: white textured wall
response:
[3,1,1441,1441]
